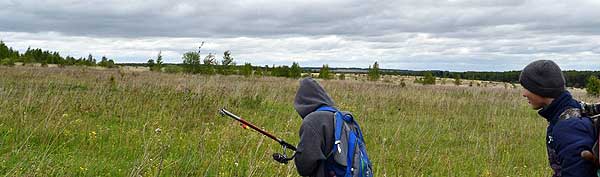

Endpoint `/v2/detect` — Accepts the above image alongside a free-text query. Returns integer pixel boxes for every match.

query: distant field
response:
[0,66,596,176]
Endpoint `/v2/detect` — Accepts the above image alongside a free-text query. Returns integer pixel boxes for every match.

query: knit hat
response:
[519,60,566,98]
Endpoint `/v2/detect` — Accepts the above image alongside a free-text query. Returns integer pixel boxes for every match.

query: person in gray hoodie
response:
[293,78,337,177]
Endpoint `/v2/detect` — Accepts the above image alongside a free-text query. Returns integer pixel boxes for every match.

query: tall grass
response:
[0,66,595,176]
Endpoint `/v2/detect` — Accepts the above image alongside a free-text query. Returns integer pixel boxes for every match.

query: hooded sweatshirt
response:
[538,91,597,177]
[293,78,336,177]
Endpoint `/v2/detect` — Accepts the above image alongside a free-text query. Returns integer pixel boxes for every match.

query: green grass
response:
[0,66,595,176]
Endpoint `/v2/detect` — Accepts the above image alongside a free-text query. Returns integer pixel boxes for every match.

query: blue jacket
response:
[539,91,597,177]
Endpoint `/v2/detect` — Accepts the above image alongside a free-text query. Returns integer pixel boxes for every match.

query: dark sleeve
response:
[294,116,326,176]
[553,119,597,177]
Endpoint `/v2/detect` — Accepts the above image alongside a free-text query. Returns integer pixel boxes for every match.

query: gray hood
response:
[294,78,335,118]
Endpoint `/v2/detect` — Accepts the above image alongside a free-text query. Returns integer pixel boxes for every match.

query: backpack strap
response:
[346,130,357,177]
[316,106,344,156]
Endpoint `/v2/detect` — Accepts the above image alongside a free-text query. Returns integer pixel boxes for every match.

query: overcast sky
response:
[1,0,600,71]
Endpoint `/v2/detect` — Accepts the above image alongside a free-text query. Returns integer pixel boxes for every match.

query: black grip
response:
[280,141,297,151]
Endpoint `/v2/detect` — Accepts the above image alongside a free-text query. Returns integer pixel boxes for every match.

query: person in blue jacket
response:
[520,60,597,177]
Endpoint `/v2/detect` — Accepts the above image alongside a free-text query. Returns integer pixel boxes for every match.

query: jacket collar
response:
[538,91,580,124]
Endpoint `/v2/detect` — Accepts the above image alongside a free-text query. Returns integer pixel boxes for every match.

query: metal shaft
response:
[219,108,297,151]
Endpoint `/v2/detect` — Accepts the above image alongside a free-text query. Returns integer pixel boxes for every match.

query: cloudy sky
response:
[1,0,600,71]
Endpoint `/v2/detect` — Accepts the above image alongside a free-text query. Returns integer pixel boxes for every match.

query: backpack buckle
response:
[335,140,342,153]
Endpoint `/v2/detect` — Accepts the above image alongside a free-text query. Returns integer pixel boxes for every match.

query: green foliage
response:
[290,62,302,78]
[201,53,216,75]
[268,63,302,78]
[149,51,163,72]
[147,52,164,72]
[85,54,96,66]
[384,70,600,89]
[318,64,332,79]
[147,59,155,69]
[0,57,15,66]
[163,65,183,73]
[586,75,600,96]
[99,56,116,68]
[182,52,200,74]
[414,72,436,85]
[219,51,235,75]
[0,41,20,61]
[241,63,253,77]
[270,65,290,77]
[339,73,346,80]
[0,42,119,68]
[254,67,264,76]
[368,61,381,81]
[454,75,461,86]
[419,72,436,85]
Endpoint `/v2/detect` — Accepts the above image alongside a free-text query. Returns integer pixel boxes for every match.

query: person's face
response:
[522,89,549,110]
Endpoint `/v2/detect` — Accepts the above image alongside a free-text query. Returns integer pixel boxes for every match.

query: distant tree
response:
[201,53,216,75]
[99,56,109,67]
[319,64,332,79]
[220,50,235,75]
[241,63,253,77]
[422,72,436,85]
[153,51,163,71]
[182,52,200,73]
[203,53,216,65]
[339,73,346,80]
[0,42,14,66]
[98,56,116,68]
[368,61,381,81]
[586,75,600,96]
[86,54,96,66]
[147,59,155,69]
[290,62,302,78]
[222,51,234,66]
[0,41,8,60]
[107,59,116,68]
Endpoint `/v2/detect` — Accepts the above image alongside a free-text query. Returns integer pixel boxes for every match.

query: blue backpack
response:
[316,106,373,177]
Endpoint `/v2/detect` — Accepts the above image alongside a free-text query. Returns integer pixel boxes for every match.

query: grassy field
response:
[0,66,596,176]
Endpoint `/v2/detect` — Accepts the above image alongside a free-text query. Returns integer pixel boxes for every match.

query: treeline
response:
[3,40,598,89]
[149,49,311,79]
[388,70,600,88]
[0,41,116,68]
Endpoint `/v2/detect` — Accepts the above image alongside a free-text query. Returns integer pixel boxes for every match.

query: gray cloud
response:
[1,0,599,71]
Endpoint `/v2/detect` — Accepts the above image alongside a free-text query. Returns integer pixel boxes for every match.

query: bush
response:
[454,76,461,86]
[290,62,302,78]
[1,58,15,66]
[368,61,380,81]
[339,73,345,80]
[586,75,600,96]
[422,72,436,85]
[318,64,333,79]
[240,63,253,77]
[163,65,183,73]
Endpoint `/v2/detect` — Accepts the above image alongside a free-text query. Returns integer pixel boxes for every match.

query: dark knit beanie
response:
[519,60,566,98]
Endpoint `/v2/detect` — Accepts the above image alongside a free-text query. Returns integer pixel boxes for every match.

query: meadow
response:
[1,66,597,176]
